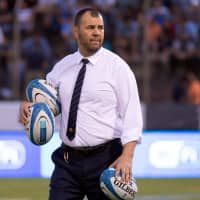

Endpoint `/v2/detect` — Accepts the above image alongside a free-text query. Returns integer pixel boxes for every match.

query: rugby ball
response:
[26,79,61,116]
[100,168,138,200]
[25,103,55,145]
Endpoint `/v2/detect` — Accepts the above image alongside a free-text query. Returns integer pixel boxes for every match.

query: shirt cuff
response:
[121,128,142,145]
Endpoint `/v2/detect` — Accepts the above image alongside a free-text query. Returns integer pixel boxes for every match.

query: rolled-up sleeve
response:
[116,62,143,145]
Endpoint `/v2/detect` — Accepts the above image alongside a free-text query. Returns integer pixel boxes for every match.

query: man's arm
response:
[109,140,137,183]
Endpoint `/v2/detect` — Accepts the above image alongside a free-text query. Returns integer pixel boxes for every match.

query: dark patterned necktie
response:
[66,58,89,140]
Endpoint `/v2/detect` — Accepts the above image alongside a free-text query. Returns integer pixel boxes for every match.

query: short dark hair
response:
[74,7,102,27]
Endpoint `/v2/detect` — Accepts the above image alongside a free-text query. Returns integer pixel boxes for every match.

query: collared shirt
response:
[46,47,143,147]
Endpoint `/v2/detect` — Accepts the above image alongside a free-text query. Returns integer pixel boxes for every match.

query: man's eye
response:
[98,26,104,31]
[87,26,95,29]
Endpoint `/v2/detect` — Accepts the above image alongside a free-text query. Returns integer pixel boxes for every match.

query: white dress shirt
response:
[46,47,143,147]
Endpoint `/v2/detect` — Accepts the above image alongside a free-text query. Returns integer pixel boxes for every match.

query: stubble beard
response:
[83,40,102,54]
[79,34,103,55]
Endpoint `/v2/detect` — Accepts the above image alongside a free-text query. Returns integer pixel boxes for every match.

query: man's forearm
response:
[122,141,137,158]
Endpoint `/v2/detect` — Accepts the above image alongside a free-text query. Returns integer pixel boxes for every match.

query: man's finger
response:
[125,169,131,184]
[121,168,126,183]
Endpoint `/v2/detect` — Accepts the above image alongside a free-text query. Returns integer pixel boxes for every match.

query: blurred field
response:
[0,178,200,200]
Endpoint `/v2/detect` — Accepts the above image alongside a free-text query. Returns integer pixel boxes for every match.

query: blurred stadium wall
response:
[1,102,200,179]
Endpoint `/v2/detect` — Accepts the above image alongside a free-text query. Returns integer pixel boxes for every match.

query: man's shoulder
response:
[102,48,129,66]
[103,48,124,61]
[56,51,78,66]
[47,51,78,77]
[102,47,118,58]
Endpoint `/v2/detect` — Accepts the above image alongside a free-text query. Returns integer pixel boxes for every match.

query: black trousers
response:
[49,139,122,200]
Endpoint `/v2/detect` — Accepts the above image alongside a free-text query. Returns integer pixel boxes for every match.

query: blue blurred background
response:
[1,0,200,180]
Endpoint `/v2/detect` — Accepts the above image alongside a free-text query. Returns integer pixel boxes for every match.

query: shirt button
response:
[68,128,73,132]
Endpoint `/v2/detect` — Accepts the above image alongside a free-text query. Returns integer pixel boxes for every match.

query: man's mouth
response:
[90,39,100,44]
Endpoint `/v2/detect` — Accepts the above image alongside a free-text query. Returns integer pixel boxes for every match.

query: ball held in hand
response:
[100,168,138,200]
[26,79,61,116]
[25,103,55,145]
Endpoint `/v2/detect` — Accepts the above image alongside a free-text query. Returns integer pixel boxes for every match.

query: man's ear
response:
[73,26,78,40]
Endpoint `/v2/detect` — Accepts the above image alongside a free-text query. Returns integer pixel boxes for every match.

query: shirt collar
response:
[76,47,103,66]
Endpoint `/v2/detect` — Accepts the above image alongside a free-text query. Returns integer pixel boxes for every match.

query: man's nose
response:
[93,28,101,35]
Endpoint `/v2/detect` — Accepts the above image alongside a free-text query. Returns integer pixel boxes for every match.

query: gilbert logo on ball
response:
[26,79,61,116]
[100,168,138,200]
[25,103,55,145]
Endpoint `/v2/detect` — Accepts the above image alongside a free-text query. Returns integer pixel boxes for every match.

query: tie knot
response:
[81,58,89,65]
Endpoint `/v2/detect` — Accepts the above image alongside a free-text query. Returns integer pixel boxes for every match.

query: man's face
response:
[74,11,104,56]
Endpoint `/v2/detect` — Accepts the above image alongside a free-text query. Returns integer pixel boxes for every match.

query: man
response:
[19,7,143,200]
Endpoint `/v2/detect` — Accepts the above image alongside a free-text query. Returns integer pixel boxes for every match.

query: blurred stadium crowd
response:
[1,0,200,104]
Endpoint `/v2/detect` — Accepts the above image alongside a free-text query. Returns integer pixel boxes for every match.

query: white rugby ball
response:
[26,79,61,116]
[25,103,55,145]
[100,168,138,200]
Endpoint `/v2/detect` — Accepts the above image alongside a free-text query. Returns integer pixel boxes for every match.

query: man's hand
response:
[19,101,33,124]
[109,141,137,184]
